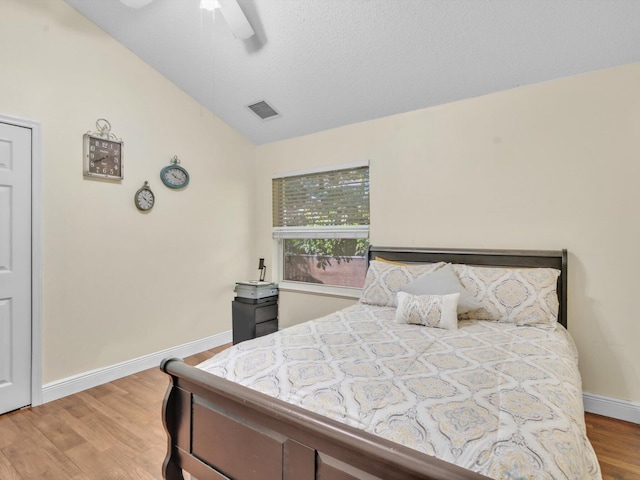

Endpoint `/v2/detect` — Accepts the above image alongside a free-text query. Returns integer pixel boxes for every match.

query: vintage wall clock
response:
[160,155,190,189]
[134,181,155,211]
[83,118,124,180]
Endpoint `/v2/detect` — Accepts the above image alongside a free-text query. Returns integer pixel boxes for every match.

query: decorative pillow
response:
[453,264,561,328]
[360,260,446,307]
[399,263,482,315]
[395,292,460,330]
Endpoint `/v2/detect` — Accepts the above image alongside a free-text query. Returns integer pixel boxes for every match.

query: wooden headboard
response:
[367,246,568,329]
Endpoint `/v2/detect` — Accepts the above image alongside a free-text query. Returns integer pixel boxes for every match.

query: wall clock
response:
[160,155,189,189]
[134,181,155,211]
[83,118,123,180]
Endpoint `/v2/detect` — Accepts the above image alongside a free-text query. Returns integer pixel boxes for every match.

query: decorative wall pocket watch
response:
[160,155,190,189]
[83,118,123,180]
[134,181,155,211]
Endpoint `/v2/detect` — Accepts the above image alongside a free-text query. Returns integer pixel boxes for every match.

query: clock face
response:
[161,165,189,189]
[83,134,123,179]
[135,187,155,211]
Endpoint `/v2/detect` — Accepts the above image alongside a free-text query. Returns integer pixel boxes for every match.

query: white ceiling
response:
[63,0,640,145]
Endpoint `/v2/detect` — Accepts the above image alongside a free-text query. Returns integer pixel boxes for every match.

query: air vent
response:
[247,101,280,120]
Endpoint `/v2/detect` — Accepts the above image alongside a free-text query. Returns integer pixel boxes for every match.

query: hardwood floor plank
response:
[0,450,23,480]
[130,373,169,397]
[103,445,162,480]
[83,381,129,400]
[65,442,131,480]
[111,375,163,407]
[85,389,156,429]
[132,444,167,479]
[1,436,83,480]
[585,412,640,480]
[50,402,125,454]
[25,409,86,452]
[39,468,91,480]
[74,391,158,454]
[0,346,636,480]
[0,411,25,450]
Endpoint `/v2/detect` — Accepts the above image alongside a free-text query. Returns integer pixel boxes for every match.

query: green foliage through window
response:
[283,238,369,287]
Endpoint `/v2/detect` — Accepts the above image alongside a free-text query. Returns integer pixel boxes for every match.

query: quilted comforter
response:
[198,303,601,479]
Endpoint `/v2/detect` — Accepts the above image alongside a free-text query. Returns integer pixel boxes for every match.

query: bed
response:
[160,246,601,480]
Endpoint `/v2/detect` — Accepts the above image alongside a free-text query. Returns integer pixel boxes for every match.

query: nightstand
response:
[232,297,278,345]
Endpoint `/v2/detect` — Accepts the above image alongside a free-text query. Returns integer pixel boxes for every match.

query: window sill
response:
[277,281,362,300]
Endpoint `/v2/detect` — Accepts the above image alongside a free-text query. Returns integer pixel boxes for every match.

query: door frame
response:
[0,113,43,407]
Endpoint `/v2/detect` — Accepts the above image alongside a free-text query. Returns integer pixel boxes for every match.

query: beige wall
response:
[1,0,256,383]
[278,291,356,330]
[256,63,640,403]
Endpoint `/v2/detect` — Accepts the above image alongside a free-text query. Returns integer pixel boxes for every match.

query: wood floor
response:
[1,346,638,480]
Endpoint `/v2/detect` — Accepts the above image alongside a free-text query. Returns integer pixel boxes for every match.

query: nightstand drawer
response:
[256,319,278,337]
[255,304,278,324]
[232,295,278,345]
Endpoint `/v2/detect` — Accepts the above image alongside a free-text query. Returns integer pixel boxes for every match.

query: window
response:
[273,163,370,293]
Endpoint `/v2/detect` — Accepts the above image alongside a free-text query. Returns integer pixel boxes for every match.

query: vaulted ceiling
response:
[64,0,640,145]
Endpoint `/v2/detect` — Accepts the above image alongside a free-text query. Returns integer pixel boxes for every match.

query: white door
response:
[0,122,32,414]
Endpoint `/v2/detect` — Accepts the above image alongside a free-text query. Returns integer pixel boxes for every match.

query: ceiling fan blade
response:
[217,0,255,40]
[120,0,154,8]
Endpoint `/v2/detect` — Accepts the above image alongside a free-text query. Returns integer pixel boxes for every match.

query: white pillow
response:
[394,292,460,330]
[399,263,482,315]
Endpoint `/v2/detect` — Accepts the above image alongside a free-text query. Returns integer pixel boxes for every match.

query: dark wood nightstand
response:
[232,297,278,345]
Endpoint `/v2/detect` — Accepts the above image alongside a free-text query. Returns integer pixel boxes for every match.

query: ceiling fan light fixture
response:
[199,0,220,12]
[217,0,255,39]
[201,0,255,40]
[119,0,155,8]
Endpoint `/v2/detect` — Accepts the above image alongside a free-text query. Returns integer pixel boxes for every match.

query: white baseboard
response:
[583,392,640,424]
[41,330,232,404]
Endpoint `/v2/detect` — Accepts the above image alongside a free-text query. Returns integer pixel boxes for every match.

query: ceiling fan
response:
[119,0,255,39]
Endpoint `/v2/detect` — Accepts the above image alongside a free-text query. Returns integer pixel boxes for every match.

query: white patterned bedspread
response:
[198,303,601,480]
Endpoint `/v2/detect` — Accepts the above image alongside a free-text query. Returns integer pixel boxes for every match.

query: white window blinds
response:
[272,165,369,239]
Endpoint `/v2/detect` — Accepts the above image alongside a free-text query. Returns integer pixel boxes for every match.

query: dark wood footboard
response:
[160,357,489,480]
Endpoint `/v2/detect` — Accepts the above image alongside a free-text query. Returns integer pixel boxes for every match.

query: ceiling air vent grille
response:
[247,100,280,120]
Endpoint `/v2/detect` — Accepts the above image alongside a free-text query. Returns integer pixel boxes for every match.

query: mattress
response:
[198,303,601,479]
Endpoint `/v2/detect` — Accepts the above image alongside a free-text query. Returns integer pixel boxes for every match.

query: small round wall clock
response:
[134,181,155,211]
[83,118,124,180]
[160,155,190,189]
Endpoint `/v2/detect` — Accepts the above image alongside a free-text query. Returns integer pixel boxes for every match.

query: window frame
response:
[272,162,369,297]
